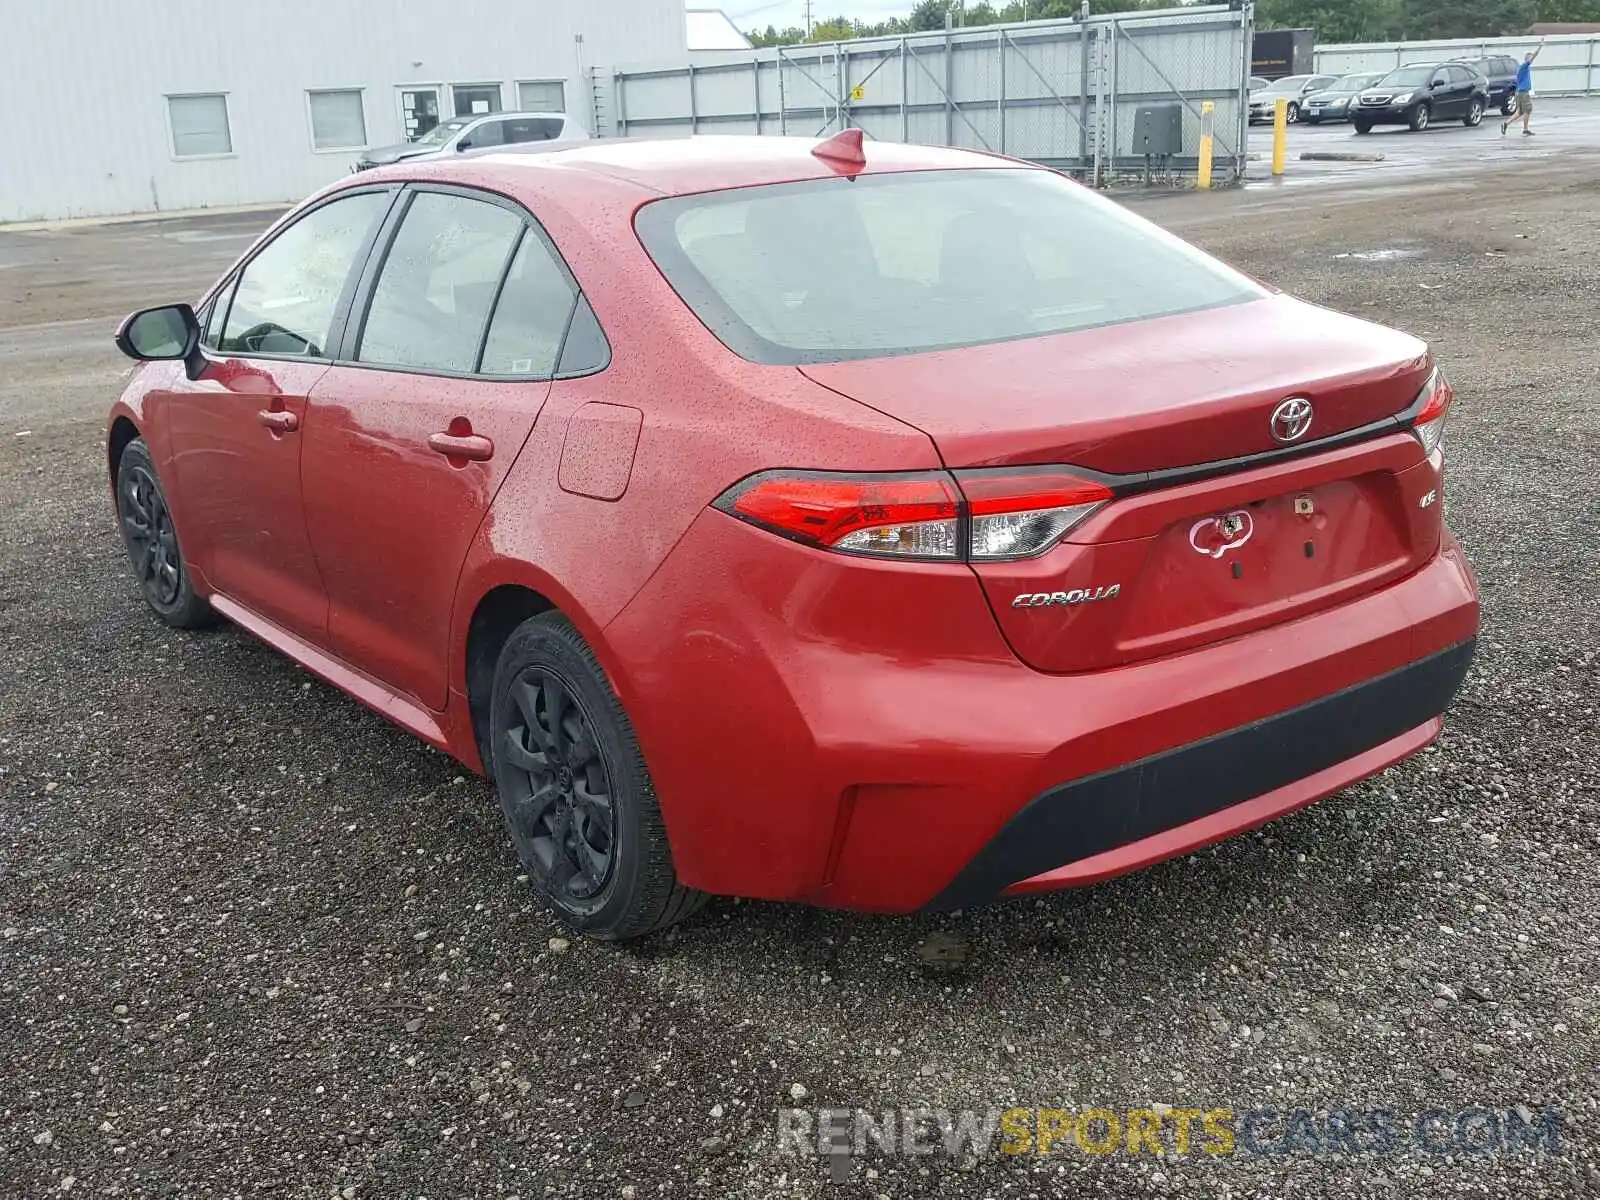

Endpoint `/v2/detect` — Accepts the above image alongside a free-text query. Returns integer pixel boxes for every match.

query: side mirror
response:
[1431,78,1445,89]
[115,303,204,379]
[457,139,473,151]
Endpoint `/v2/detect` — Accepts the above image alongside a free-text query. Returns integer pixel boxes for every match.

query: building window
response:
[452,83,503,118]
[518,80,566,113]
[308,89,368,150]
[168,94,232,157]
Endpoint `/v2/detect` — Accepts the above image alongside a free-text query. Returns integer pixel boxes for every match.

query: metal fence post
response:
[997,34,1007,153]
[901,37,910,141]
[1103,21,1116,186]
[687,64,698,134]
[945,20,955,145]
[778,48,788,134]
[838,43,849,129]
[1079,2,1091,168]
[753,59,762,133]
[614,71,627,137]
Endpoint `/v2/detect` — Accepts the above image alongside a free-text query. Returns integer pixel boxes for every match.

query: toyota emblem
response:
[1270,397,1314,444]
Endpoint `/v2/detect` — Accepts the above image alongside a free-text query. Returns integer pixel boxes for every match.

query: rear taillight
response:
[714,467,1112,562]
[717,472,961,559]
[955,468,1114,561]
[1410,366,1454,458]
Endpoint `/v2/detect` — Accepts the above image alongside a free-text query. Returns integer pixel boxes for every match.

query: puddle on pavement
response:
[1333,247,1426,262]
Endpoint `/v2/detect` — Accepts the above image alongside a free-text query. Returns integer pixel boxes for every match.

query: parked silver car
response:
[1248,75,1340,124]
[1302,73,1386,124]
[353,112,588,172]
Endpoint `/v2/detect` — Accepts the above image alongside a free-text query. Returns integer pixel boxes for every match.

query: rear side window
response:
[503,117,565,144]
[220,191,390,358]
[357,192,523,373]
[635,168,1263,366]
[479,229,578,376]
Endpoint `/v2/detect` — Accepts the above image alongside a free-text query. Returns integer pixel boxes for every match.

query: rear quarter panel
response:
[446,171,940,703]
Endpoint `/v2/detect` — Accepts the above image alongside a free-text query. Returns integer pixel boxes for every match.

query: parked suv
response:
[1353,63,1490,133]
[1451,54,1521,115]
[354,112,587,172]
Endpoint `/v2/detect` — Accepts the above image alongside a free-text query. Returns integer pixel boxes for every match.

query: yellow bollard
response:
[1197,100,1215,189]
[1272,96,1288,176]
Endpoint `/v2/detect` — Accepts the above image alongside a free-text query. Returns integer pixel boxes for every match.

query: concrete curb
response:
[1299,151,1387,163]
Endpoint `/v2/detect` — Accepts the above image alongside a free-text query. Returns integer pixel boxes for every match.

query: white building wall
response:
[1,0,686,223]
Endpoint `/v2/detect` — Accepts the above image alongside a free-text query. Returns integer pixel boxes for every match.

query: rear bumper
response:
[605,516,1479,913]
[927,639,1472,910]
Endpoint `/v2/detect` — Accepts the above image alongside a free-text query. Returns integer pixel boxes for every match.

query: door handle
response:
[258,408,299,433]
[427,431,494,462]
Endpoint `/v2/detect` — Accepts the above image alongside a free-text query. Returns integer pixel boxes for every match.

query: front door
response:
[163,189,394,642]
[300,187,583,709]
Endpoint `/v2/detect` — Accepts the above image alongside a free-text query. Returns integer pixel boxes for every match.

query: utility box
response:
[1131,104,1183,157]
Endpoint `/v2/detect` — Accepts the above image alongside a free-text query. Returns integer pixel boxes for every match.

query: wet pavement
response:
[1242,96,1600,194]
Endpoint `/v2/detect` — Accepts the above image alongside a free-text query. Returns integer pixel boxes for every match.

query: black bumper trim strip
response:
[925,640,1475,911]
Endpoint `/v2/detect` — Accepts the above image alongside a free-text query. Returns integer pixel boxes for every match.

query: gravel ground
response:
[2,163,1598,1199]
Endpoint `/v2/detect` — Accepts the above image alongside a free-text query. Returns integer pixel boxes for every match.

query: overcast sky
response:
[719,0,914,30]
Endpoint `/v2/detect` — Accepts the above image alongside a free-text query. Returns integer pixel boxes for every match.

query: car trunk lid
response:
[800,296,1442,673]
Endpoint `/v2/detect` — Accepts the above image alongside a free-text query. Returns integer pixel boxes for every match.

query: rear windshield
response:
[634,168,1264,365]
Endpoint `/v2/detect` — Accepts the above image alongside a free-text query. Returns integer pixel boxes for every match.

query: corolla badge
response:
[1011,585,1121,609]
[1189,510,1254,559]
[1270,396,1314,444]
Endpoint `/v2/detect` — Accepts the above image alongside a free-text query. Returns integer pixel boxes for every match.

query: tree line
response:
[746,0,1600,47]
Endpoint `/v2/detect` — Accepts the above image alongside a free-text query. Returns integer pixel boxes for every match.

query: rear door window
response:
[355,191,523,373]
[478,229,578,376]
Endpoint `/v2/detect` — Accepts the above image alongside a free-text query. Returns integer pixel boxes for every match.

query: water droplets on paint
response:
[1333,248,1425,262]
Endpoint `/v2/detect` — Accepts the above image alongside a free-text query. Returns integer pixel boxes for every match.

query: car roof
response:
[390,135,1031,199]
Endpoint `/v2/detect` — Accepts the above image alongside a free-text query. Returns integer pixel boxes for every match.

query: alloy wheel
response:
[499,666,616,905]
[121,465,181,606]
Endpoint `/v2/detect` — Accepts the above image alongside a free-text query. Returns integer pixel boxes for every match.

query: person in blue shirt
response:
[1503,41,1546,136]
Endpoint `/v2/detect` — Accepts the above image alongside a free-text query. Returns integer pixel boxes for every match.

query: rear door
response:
[298,186,585,709]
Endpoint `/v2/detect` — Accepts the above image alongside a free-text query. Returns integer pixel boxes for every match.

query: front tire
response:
[1286,102,1301,124]
[115,437,213,629]
[1353,119,1373,135]
[488,612,707,940]
[1464,98,1484,127]
[1409,103,1431,132]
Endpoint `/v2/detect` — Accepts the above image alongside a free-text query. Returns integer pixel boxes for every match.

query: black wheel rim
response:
[121,466,181,607]
[499,668,615,905]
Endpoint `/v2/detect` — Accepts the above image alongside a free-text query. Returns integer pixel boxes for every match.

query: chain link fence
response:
[597,4,1250,186]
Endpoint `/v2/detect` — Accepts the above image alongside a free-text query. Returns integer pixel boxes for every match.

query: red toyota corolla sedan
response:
[107,131,1478,939]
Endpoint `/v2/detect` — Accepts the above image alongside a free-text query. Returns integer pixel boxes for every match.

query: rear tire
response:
[487,611,707,940]
[114,437,214,630]
[1409,103,1431,132]
[1499,95,1515,116]
[1286,102,1301,124]
[1353,119,1373,135]
[1464,98,1484,127]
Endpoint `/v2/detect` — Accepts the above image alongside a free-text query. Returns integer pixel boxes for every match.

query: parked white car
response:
[354,112,588,172]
